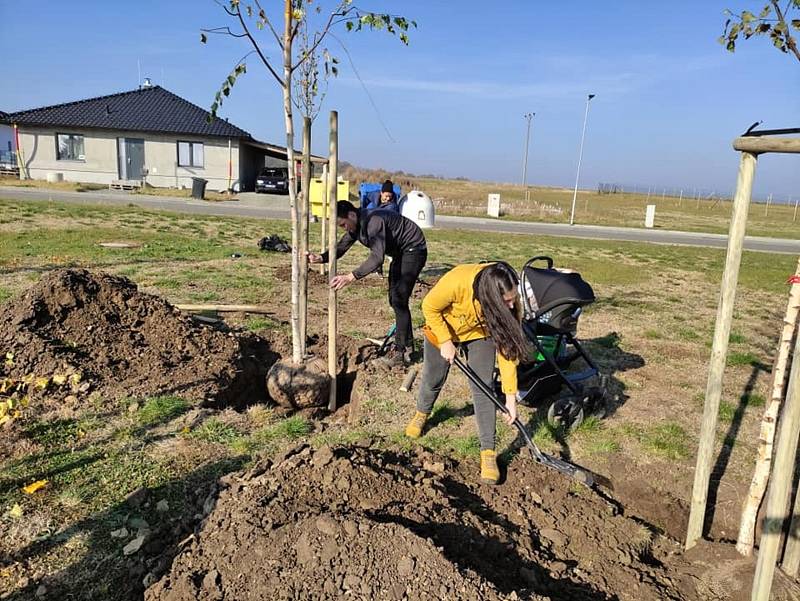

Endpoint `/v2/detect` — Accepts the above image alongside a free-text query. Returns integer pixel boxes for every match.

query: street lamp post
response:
[522,112,534,189]
[569,94,595,226]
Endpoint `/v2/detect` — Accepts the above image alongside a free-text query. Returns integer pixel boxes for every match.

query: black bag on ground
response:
[258,234,291,253]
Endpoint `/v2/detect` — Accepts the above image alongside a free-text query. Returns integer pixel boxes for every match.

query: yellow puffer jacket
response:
[422,263,518,394]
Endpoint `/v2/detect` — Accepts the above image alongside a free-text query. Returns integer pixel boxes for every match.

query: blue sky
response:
[1,0,798,199]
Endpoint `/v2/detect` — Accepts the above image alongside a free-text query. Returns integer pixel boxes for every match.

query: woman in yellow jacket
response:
[405,262,529,484]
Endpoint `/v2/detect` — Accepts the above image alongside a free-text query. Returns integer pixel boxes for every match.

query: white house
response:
[1,84,317,191]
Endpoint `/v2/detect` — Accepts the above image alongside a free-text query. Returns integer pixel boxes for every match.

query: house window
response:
[56,133,84,161]
[177,141,204,168]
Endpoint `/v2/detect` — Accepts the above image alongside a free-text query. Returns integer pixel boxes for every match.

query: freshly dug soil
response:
[0,269,277,411]
[147,443,714,601]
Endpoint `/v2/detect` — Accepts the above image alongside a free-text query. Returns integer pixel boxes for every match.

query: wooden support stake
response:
[320,164,328,275]
[327,111,339,412]
[678,189,683,208]
[299,116,311,357]
[685,151,758,550]
[737,257,800,556]
[400,368,418,392]
[751,331,800,601]
[793,198,798,223]
[175,304,274,314]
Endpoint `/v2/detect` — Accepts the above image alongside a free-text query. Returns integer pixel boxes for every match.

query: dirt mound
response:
[148,443,700,601]
[0,269,276,411]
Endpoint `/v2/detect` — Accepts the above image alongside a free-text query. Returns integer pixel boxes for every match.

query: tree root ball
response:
[266,358,331,409]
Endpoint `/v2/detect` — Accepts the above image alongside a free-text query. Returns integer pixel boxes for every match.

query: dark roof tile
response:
[3,86,252,139]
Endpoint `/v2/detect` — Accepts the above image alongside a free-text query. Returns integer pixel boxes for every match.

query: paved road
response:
[2,185,799,254]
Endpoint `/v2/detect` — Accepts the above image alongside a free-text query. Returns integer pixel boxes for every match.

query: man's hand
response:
[503,393,518,425]
[330,272,356,290]
[439,340,456,364]
[307,252,323,264]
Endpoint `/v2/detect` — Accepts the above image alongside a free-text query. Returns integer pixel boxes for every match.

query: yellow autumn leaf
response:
[70,373,82,385]
[34,377,49,390]
[0,415,9,426]
[180,426,190,434]
[8,504,23,519]
[22,480,48,495]
[52,374,67,386]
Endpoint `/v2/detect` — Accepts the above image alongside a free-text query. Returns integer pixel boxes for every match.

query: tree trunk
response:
[283,1,301,364]
[736,257,800,556]
[299,116,311,357]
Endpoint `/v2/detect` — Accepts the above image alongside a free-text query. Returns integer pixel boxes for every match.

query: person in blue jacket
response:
[363,180,400,213]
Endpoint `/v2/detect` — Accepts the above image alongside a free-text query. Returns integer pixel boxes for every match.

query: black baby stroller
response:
[495,256,607,430]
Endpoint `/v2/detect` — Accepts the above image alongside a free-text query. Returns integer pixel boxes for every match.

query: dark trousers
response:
[388,249,427,351]
[417,336,498,450]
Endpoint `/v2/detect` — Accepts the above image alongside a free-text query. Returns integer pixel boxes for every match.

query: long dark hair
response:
[473,262,529,362]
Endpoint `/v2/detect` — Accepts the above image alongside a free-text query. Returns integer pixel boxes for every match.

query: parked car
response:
[255,167,292,194]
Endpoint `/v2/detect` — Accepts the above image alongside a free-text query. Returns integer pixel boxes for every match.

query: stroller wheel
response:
[547,396,585,431]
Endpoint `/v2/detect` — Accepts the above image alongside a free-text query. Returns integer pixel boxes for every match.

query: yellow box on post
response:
[310,179,350,218]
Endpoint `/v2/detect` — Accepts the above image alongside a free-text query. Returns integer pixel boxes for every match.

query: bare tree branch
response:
[212,0,236,17]
[232,4,285,86]
[201,26,249,38]
[291,7,348,70]
[253,0,284,48]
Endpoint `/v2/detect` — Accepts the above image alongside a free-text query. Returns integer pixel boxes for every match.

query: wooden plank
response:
[685,150,758,550]
[175,304,273,314]
[733,137,800,155]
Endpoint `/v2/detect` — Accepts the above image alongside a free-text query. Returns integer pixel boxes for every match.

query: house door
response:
[118,138,145,180]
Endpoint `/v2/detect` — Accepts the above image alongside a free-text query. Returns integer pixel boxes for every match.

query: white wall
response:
[16,126,240,191]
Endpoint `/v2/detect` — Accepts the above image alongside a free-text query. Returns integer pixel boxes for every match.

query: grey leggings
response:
[416,336,497,450]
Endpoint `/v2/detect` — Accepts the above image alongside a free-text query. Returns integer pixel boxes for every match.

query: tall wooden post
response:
[320,164,328,275]
[685,150,758,550]
[299,116,312,357]
[752,332,800,600]
[327,111,339,411]
[793,198,798,223]
[678,189,683,208]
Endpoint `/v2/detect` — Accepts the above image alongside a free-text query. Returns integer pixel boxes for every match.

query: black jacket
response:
[322,209,426,279]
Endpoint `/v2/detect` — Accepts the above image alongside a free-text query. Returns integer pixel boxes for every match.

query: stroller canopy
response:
[522,266,595,314]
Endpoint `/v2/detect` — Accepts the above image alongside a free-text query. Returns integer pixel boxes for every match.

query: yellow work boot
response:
[405,411,429,439]
[480,449,500,485]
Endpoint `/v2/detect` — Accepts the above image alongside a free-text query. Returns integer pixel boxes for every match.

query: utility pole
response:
[570,94,595,225]
[522,112,534,200]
